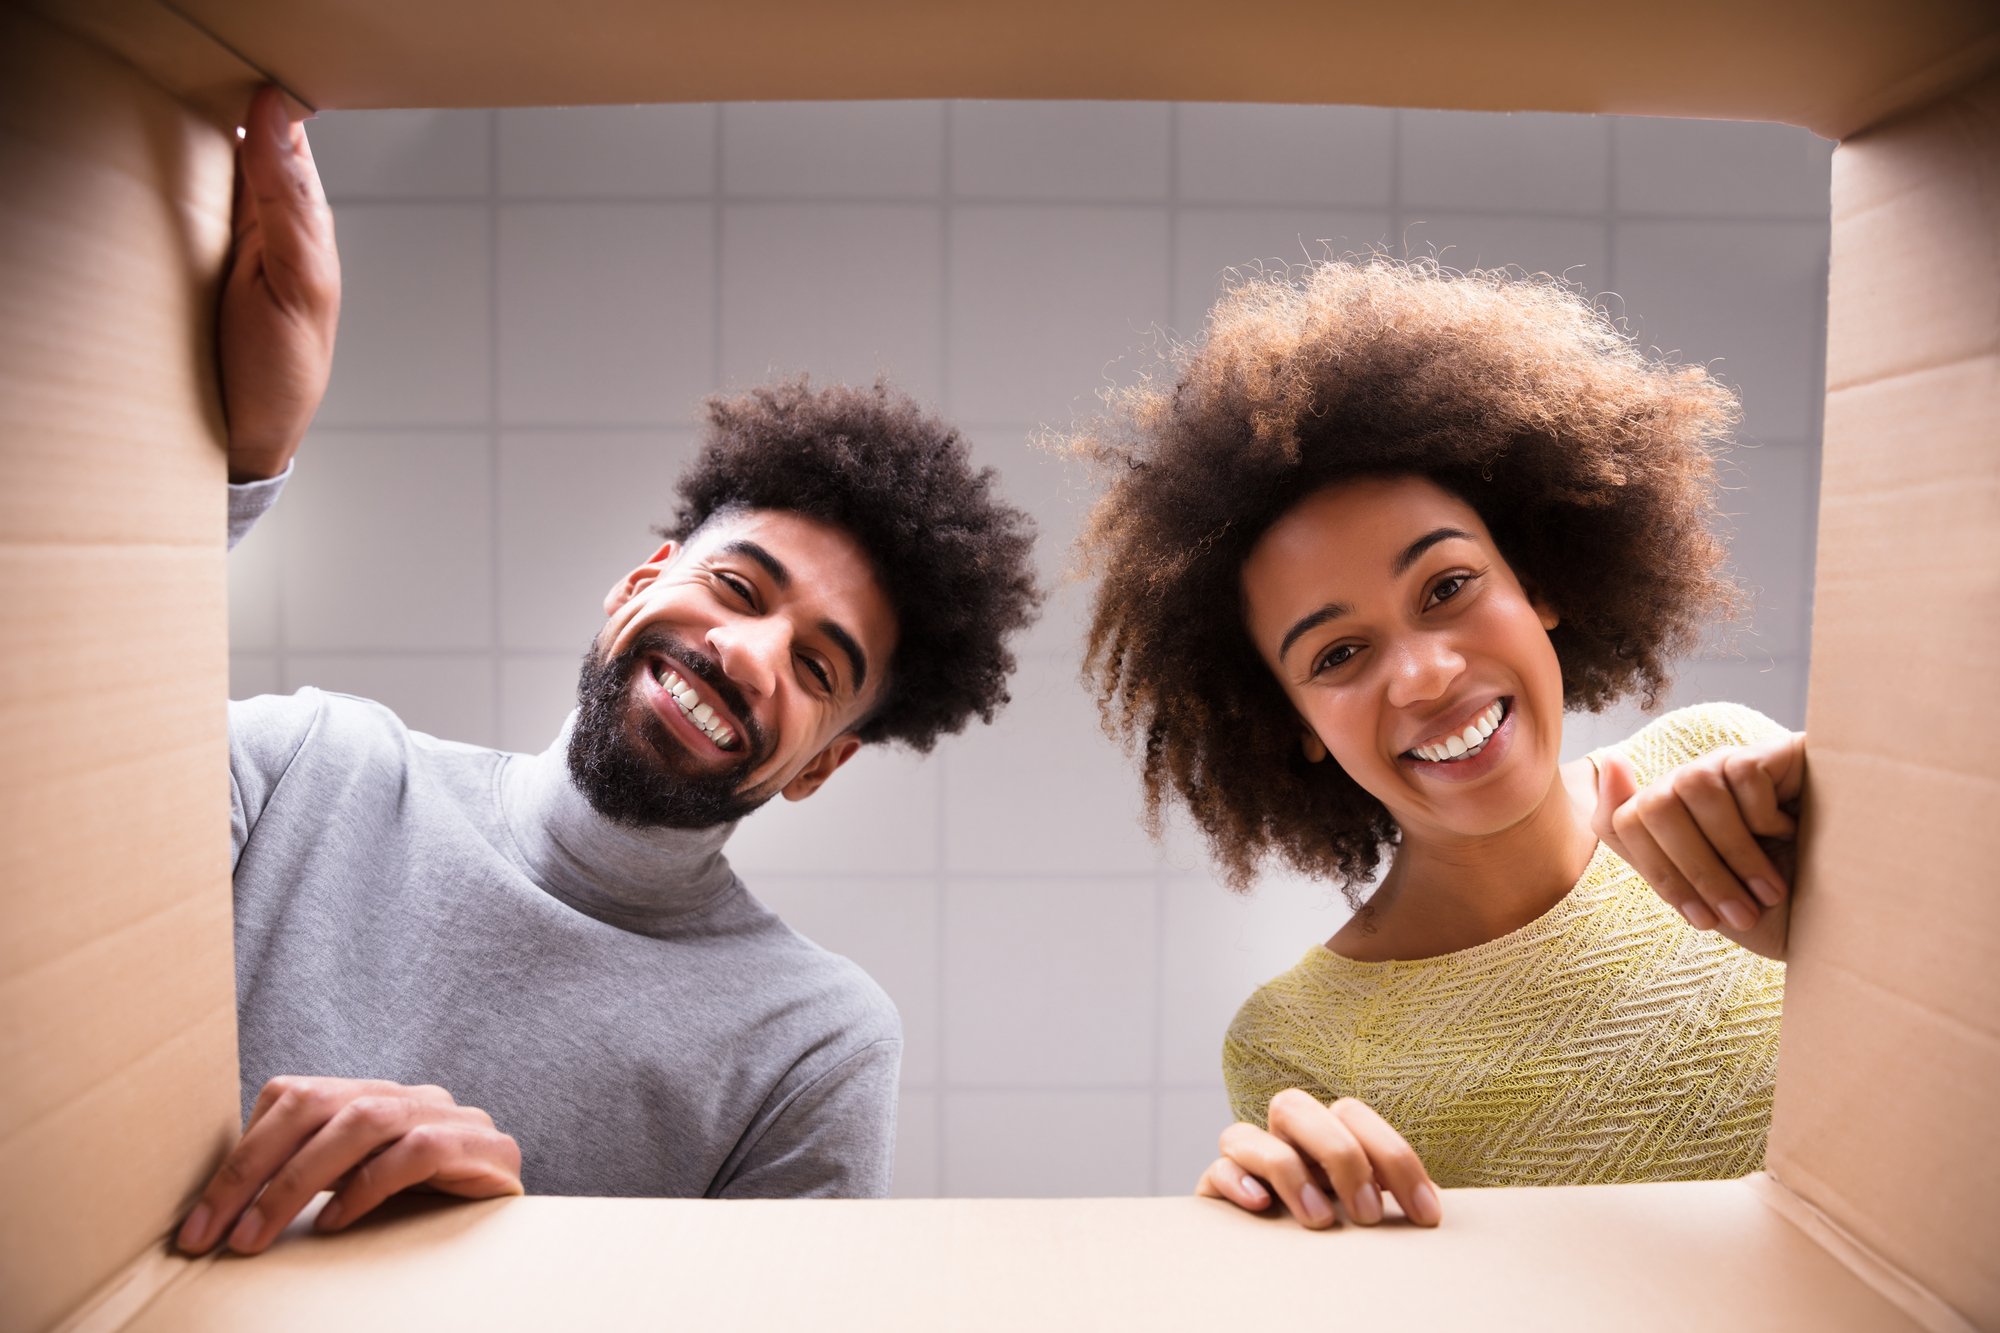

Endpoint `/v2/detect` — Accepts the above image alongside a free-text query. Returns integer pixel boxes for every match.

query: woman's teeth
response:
[1408,699,1506,764]
[657,667,738,750]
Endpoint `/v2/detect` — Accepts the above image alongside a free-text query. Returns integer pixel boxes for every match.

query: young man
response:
[180,89,1040,1258]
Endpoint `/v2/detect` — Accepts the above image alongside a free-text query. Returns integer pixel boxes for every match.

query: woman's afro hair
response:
[1066,256,1745,898]
[665,377,1042,753]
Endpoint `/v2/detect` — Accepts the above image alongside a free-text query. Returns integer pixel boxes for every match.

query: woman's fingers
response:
[1638,786,1762,931]
[1680,766,1789,908]
[1329,1098,1442,1227]
[1196,1155,1272,1211]
[1267,1089,1378,1225]
[1218,1118,1336,1227]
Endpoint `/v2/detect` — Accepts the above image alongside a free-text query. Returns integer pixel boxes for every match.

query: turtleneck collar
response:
[499,712,742,930]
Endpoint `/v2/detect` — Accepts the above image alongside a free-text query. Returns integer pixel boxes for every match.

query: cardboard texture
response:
[2,0,1995,1329]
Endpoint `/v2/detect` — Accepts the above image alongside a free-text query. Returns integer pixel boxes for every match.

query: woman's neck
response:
[1335,760,1600,961]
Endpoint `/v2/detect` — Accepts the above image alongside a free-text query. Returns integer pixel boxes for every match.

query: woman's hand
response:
[1195,1090,1442,1228]
[1591,731,1805,961]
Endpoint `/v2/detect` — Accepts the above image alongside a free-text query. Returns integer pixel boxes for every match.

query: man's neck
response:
[500,713,741,931]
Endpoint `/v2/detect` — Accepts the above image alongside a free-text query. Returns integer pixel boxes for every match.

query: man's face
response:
[567,509,899,829]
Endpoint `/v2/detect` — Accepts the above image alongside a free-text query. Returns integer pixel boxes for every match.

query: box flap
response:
[32,0,2000,137]
[0,9,237,1332]
[1775,70,2000,1332]
[121,1185,1921,1331]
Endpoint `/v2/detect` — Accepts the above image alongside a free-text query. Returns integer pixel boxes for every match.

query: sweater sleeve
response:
[228,689,325,868]
[711,1038,902,1199]
[1222,988,1342,1130]
[1618,701,1795,788]
[227,463,291,551]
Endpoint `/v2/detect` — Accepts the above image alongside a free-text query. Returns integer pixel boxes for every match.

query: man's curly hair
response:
[666,376,1041,752]
[1067,257,1744,898]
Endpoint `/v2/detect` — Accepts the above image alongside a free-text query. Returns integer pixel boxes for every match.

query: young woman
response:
[1069,258,1805,1230]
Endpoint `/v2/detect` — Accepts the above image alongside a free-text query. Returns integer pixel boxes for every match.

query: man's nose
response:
[1383,633,1466,709]
[706,616,783,700]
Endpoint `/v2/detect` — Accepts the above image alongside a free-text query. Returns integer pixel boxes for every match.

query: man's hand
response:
[1591,731,1806,961]
[220,85,340,483]
[176,1076,523,1256]
[1196,1091,1442,1228]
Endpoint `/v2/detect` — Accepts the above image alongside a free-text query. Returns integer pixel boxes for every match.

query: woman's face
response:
[1240,475,1566,846]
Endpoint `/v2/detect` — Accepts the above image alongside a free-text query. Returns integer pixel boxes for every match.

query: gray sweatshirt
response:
[226,476,900,1198]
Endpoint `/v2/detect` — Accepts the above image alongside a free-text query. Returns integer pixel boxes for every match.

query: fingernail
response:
[226,1206,262,1253]
[1719,900,1757,932]
[1750,878,1782,907]
[315,1199,345,1231]
[1353,1182,1383,1225]
[1298,1182,1334,1226]
[1237,1176,1268,1208]
[1679,901,1716,931]
[1412,1182,1442,1226]
[178,1203,212,1252]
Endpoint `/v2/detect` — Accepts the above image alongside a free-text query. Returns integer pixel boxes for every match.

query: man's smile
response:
[644,655,743,752]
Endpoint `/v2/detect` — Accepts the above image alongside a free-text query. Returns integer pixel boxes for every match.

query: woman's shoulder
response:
[1611,700,1796,788]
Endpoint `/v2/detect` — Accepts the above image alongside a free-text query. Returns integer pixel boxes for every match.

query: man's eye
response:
[717,572,754,603]
[802,656,832,691]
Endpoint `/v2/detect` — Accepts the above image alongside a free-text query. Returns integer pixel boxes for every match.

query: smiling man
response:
[181,90,1040,1258]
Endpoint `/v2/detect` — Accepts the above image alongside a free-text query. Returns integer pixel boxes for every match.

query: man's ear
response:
[780,734,864,803]
[604,540,679,616]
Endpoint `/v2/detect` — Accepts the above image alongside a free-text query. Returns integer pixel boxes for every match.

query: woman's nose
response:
[1384,634,1465,709]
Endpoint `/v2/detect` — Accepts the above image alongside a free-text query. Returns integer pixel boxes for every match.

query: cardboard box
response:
[1,1,1993,1328]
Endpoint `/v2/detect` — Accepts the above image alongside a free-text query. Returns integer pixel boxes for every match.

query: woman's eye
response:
[1431,574,1468,604]
[1315,644,1357,675]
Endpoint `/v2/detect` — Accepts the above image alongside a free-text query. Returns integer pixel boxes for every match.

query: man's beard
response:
[567,627,774,830]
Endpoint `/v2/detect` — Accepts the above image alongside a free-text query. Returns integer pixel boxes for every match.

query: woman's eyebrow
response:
[1279,602,1351,662]
[1391,526,1474,577]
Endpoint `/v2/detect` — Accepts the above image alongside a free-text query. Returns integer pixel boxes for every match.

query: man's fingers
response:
[317,1122,524,1233]
[237,86,336,306]
[1218,1119,1334,1229]
[1196,1156,1273,1211]
[1329,1098,1442,1227]
[221,1094,427,1255]
[179,1078,344,1254]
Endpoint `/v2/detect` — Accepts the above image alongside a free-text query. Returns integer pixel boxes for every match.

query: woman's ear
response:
[1301,729,1328,764]
[604,540,679,616]
[1521,577,1561,631]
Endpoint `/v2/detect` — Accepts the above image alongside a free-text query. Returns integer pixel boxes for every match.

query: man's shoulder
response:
[737,905,903,1049]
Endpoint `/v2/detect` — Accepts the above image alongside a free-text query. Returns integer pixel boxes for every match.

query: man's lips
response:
[639,657,744,757]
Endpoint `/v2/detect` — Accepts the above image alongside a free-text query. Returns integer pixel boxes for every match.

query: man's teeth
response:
[660,669,738,749]
[1409,699,1506,764]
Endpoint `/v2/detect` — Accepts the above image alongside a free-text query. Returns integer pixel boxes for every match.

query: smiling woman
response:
[1068,256,1802,1226]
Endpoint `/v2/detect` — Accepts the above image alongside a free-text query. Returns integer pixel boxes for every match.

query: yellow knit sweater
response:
[1223,702,1792,1187]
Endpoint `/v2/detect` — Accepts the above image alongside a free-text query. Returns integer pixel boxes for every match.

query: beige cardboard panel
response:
[1815,362,2000,764]
[126,1187,1919,1332]
[0,9,236,1332]
[0,548,225,976]
[1,1016,235,1333]
[0,18,232,549]
[112,0,1995,136]
[1824,82,2000,392]
[1775,69,2000,1333]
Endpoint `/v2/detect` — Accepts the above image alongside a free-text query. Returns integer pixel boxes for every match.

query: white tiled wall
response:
[231,102,1832,1199]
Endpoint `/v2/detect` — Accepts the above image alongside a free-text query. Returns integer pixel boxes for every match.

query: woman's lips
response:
[1400,698,1515,784]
